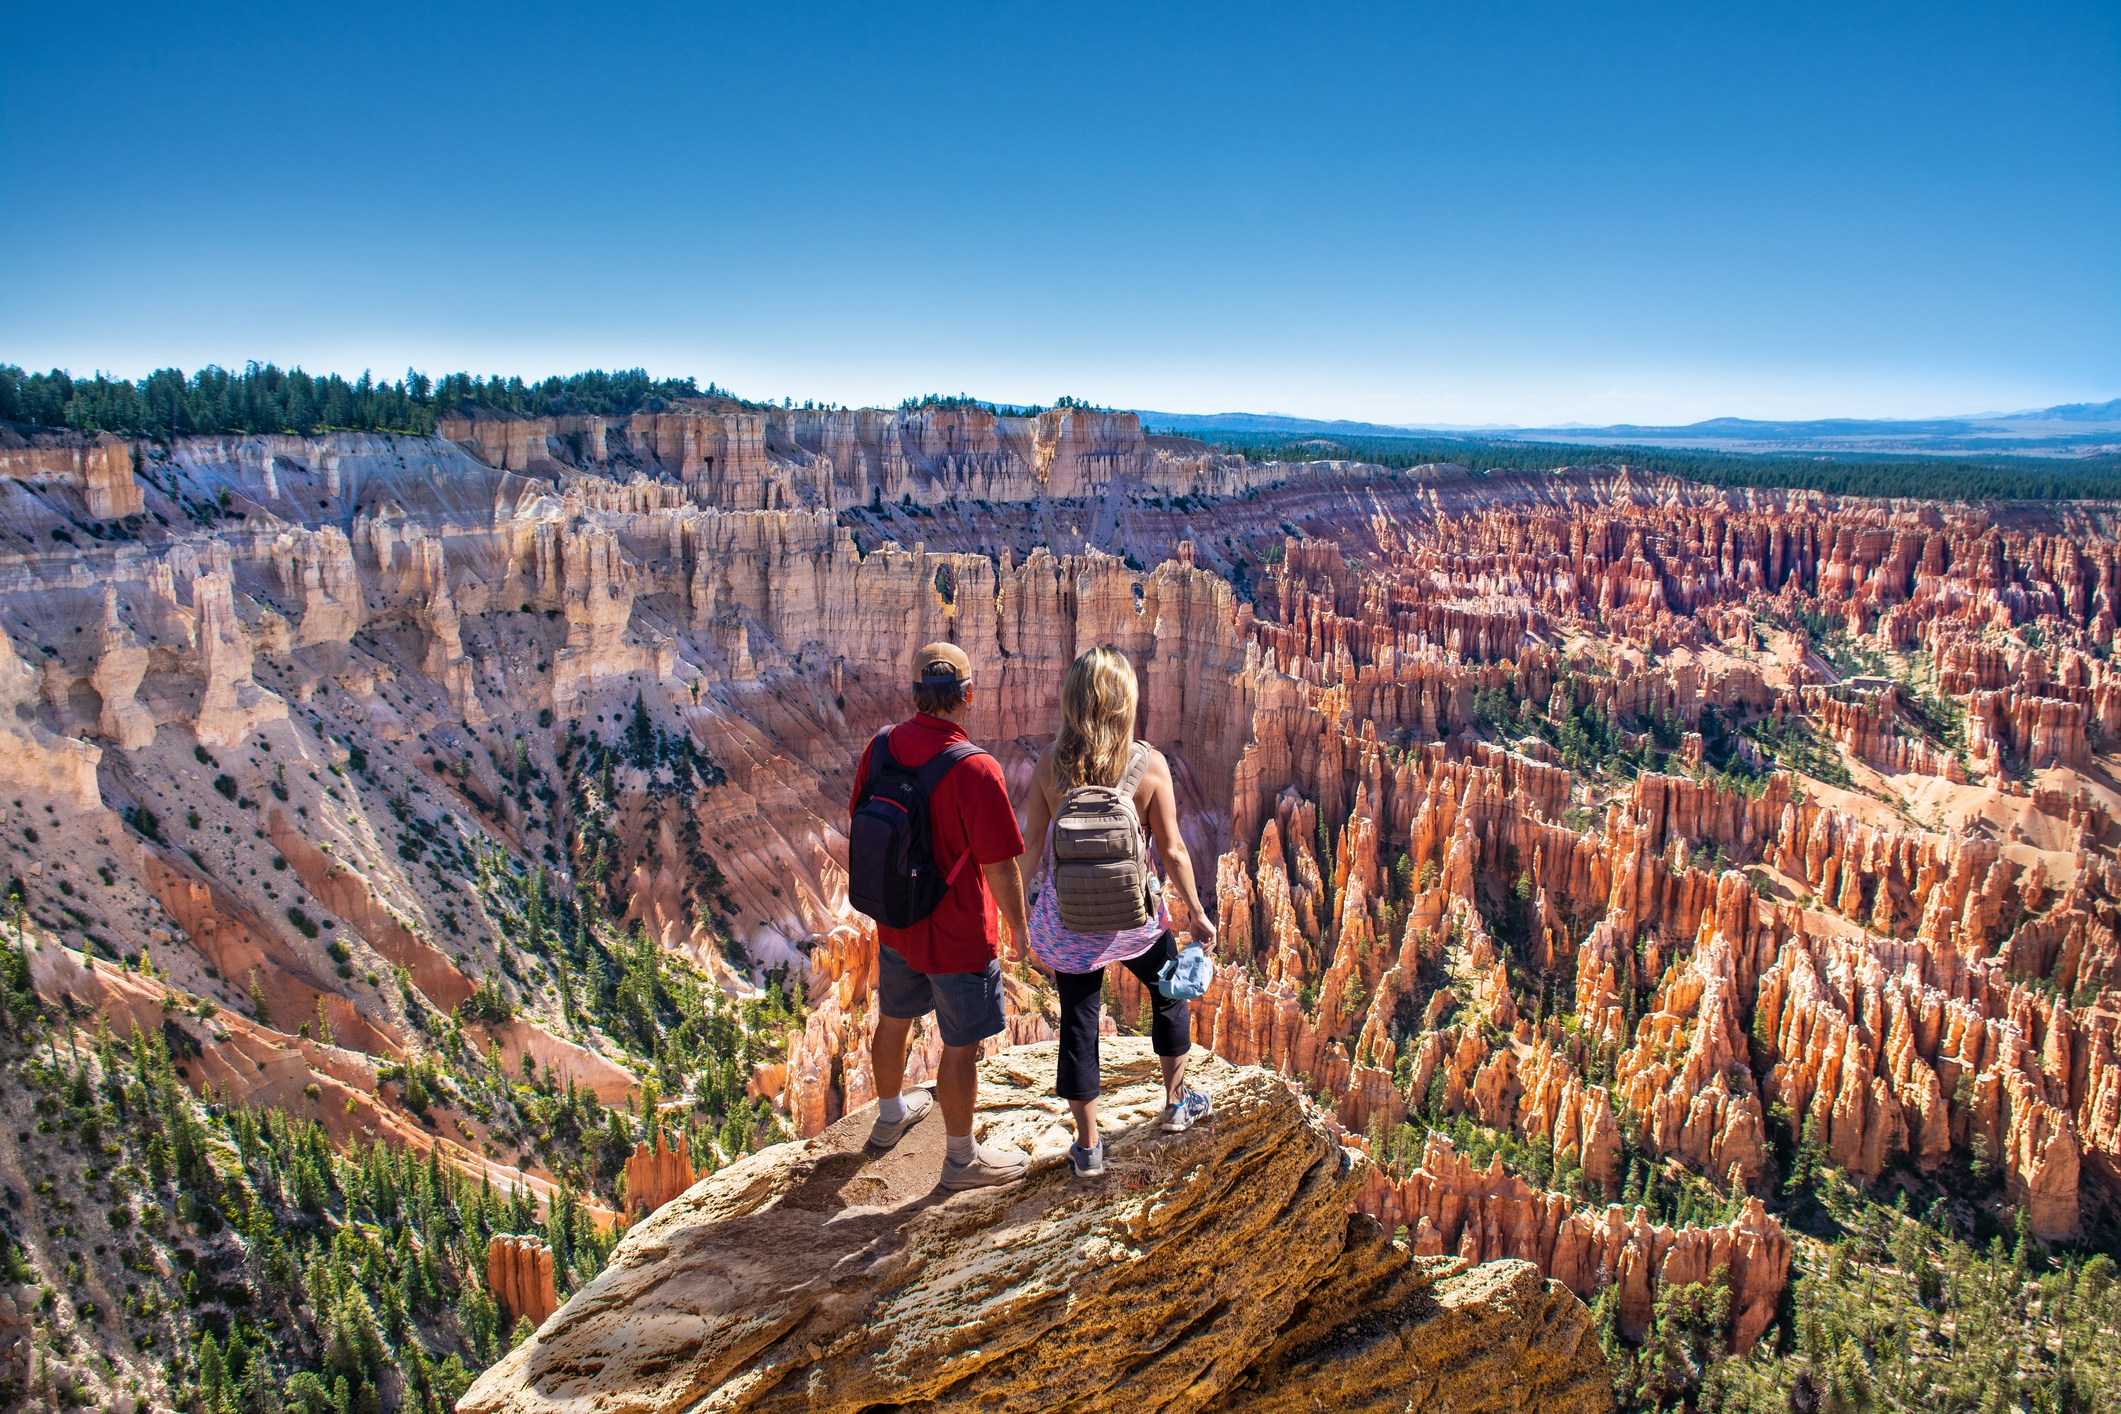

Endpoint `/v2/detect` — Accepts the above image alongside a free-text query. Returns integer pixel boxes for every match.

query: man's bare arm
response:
[983,858,1029,954]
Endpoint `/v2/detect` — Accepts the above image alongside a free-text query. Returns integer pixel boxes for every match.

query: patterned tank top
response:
[1026,748,1170,974]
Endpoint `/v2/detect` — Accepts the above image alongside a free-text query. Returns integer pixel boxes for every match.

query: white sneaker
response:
[867,1089,933,1149]
[941,1142,1030,1190]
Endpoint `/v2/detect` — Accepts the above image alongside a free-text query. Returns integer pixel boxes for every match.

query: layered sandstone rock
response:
[1969,688,2091,771]
[1801,683,1965,780]
[460,1041,1611,1414]
[442,402,1253,511]
[1516,1043,1622,1189]
[440,411,608,473]
[81,434,144,519]
[264,806,475,1015]
[26,939,580,1208]
[551,524,655,707]
[0,430,143,518]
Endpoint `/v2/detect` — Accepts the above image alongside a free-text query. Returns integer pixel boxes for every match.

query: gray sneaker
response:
[1160,1088,1212,1133]
[1069,1141,1106,1178]
[941,1142,1030,1190]
[867,1088,933,1149]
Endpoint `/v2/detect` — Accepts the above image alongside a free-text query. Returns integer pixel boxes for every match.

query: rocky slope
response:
[460,1039,1612,1414]
[0,398,2116,1408]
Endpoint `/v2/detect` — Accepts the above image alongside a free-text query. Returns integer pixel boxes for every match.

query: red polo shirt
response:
[850,713,1024,973]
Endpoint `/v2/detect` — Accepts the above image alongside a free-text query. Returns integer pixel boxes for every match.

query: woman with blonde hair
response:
[1019,646,1216,1178]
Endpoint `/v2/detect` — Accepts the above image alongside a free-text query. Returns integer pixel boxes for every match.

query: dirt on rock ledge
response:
[459,1038,1610,1414]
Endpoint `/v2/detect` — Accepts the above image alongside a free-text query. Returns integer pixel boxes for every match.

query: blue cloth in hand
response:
[1155,942,1215,1000]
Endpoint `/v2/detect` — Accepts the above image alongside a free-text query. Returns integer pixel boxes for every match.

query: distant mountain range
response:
[2007,398,2121,422]
[1138,398,2121,459]
[1139,411,1442,439]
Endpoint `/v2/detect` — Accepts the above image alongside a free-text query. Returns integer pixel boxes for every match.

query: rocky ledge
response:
[460,1039,1609,1414]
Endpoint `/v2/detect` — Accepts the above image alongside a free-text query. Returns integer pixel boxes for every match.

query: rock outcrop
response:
[90,583,155,749]
[622,1132,697,1217]
[487,1235,561,1330]
[439,411,609,474]
[460,1041,1612,1414]
[188,568,289,746]
[0,628,101,809]
[0,429,144,518]
[267,525,366,646]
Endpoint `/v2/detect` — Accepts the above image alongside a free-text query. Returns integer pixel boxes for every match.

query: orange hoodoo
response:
[487,1234,560,1329]
[624,1132,698,1217]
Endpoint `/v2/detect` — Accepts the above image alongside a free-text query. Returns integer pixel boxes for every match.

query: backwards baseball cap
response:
[914,641,973,688]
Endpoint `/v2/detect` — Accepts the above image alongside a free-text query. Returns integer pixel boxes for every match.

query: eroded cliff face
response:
[437,403,1250,510]
[0,427,145,518]
[459,1041,1612,1414]
[6,410,2120,1403]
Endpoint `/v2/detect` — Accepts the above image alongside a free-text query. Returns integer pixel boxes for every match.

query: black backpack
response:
[847,726,986,930]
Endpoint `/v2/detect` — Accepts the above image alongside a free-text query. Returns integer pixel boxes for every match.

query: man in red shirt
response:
[850,642,1030,1189]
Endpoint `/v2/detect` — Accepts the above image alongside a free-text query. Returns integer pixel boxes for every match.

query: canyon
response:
[0,399,2115,1410]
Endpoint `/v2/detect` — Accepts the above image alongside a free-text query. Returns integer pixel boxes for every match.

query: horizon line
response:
[5,358,2118,434]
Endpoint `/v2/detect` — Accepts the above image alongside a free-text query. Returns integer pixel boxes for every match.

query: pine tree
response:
[525,866,546,953]
[325,1286,386,1383]
[198,1330,229,1409]
[238,1346,278,1414]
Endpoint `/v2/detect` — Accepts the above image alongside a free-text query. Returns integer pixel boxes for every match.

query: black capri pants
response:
[1054,930,1192,1102]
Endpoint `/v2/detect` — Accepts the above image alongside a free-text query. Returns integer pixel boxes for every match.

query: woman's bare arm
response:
[1018,748,1056,901]
[1142,750,1216,947]
[1012,749,1058,975]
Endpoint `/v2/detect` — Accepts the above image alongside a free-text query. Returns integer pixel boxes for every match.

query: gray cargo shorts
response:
[877,945,1005,1049]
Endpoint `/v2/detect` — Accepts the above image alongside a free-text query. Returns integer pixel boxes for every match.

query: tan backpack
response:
[1050,742,1157,932]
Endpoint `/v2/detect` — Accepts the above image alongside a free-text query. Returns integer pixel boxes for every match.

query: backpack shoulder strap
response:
[915,739,986,794]
[913,740,987,885]
[1119,742,1157,869]
[856,726,898,796]
[1118,740,1153,798]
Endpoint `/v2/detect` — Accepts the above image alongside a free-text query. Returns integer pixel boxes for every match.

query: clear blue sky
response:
[3,1,2115,425]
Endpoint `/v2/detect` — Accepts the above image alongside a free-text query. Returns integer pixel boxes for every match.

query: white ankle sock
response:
[945,1132,976,1164]
[877,1095,905,1124]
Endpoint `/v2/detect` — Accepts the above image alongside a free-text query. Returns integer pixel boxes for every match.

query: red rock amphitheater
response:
[8,404,2119,1363]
